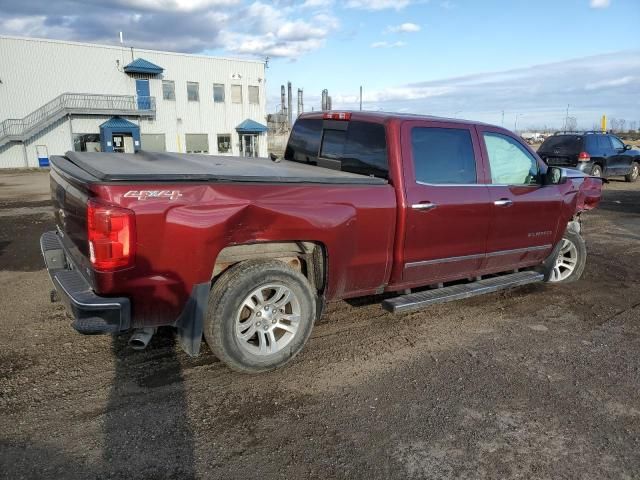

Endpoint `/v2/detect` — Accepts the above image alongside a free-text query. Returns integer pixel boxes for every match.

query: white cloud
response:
[328,51,640,129]
[117,0,239,12]
[300,0,334,8]
[346,0,412,11]
[585,76,634,90]
[590,0,611,8]
[370,40,407,48]
[386,22,421,33]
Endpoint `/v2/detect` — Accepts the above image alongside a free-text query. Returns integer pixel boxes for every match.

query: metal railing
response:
[0,93,156,143]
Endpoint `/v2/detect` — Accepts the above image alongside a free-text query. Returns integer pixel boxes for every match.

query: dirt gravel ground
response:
[1,170,639,479]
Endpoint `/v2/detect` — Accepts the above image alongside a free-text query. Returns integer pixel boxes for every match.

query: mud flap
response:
[174,282,209,357]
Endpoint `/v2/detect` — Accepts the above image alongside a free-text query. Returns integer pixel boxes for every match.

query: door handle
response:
[412,202,437,211]
[494,199,513,207]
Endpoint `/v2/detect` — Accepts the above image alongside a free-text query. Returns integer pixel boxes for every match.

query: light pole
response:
[514,113,524,132]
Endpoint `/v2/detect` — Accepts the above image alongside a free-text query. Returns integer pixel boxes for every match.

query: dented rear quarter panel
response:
[90,182,397,327]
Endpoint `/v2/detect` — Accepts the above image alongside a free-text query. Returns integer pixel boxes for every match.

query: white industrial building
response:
[0,35,268,169]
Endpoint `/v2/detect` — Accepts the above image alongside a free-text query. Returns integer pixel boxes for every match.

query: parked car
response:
[537,131,640,182]
[41,112,604,373]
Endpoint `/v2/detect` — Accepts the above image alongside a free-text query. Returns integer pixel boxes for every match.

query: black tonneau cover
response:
[54,151,387,185]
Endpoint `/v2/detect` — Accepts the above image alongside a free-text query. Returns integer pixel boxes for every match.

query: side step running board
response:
[382,271,544,314]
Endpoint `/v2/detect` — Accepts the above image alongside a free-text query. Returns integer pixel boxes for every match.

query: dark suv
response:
[538,132,639,182]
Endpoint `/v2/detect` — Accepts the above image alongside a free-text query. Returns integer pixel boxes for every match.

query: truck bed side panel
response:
[91,182,397,327]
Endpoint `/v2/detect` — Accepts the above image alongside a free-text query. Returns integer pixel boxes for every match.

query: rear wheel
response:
[547,230,586,283]
[625,161,639,183]
[591,164,603,177]
[204,259,316,373]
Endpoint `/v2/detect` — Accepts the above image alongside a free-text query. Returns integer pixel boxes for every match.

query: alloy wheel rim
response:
[632,164,639,180]
[235,283,301,356]
[549,238,578,282]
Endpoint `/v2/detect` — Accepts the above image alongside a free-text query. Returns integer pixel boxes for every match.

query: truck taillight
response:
[323,112,351,121]
[578,151,591,162]
[87,199,135,270]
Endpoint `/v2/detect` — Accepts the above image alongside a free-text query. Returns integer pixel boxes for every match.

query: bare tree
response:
[619,119,626,133]
[630,121,637,132]
[565,117,577,131]
[610,117,619,132]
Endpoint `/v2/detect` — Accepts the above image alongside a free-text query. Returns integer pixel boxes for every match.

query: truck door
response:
[400,120,491,285]
[477,126,562,271]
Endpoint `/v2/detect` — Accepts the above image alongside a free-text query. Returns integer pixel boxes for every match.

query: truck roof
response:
[299,110,492,127]
[54,151,388,185]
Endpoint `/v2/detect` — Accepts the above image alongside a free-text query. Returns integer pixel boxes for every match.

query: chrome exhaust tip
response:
[128,328,156,351]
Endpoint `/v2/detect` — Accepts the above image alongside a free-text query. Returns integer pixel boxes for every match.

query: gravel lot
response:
[1,170,639,479]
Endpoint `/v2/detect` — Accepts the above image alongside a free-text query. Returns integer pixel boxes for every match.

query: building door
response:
[240,134,259,157]
[136,79,150,110]
[112,134,134,153]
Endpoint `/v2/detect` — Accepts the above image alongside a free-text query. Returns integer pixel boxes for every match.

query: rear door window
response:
[597,135,612,151]
[410,127,477,184]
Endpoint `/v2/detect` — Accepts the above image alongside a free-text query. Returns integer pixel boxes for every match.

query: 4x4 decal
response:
[124,190,183,201]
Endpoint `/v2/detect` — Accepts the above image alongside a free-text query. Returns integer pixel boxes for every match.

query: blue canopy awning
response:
[236,119,268,134]
[124,58,164,75]
[99,116,139,129]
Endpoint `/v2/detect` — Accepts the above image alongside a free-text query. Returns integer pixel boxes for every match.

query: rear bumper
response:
[40,231,131,335]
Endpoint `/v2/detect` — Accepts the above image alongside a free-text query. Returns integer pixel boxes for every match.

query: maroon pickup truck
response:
[41,111,603,372]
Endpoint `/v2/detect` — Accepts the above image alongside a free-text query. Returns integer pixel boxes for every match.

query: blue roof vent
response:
[236,119,268,133]
[124,58,164,75]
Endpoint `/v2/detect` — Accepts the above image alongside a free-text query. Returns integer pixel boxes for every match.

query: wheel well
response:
[212,242,326,293]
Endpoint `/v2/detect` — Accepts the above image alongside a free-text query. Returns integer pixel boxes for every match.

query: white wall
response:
[0,36,268,167]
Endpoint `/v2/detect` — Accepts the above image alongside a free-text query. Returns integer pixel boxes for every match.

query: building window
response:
[249,86,259,104]
[187,82,200,102]
[73,134,101,152]
[231,85,242,104]
[213,84,225,103]
[217,134,232,153]
[162,80,175,100]
[185,134,209,154]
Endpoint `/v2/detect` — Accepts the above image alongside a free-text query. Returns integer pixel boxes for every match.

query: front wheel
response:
[547,230,587,283]
[625,161,639,183]
[204,259,316,373]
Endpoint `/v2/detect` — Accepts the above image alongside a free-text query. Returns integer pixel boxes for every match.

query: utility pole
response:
[359,85,363,111]
[501,110,505,127]
[564,104,570,131]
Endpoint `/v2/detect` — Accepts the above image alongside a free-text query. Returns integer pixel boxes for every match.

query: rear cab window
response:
[285,118,389,179]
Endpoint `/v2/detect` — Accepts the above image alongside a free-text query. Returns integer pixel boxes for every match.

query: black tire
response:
[591,164,603,178]
[547,229,587,283]
[625,161,639,183]
[204,259,316,373]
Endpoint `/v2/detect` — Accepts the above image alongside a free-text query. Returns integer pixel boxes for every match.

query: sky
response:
[0,0,638,129]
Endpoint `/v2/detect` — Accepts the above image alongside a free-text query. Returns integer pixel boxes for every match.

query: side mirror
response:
[624,144,632,151]
[545,166,567,185]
